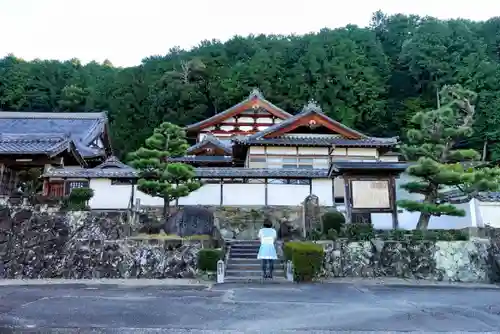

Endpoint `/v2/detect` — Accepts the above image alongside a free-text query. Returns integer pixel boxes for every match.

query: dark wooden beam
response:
[220,178,224,206]
[389,176,399,229]
[264,178,268,205]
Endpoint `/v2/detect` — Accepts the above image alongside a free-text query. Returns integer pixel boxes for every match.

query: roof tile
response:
[0,111,108,157]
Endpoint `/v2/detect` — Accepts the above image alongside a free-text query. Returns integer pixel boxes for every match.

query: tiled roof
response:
[0,111,108,157]
[233,136,397,147]
[186,135,233,155]
[43,156,137,179]
[195,167,329,178]
[477,192,500,202]
[96,155,132,169]
[43,167,138,179]
[168,156,233,163]
[434,189,500,203]
[232,101,398,147]
[0,133,72,155]
[44,165,329,179]
[328,161,410,176]
[185,89,292,131]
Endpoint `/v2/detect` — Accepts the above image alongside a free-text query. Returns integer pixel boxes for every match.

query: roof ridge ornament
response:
[303,100,322,113]
[248,88,264,99]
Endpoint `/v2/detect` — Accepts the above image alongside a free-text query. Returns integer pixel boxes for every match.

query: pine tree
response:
[128,122,200,218]
[399,84,500,230]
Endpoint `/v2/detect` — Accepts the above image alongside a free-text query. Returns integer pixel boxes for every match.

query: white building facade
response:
[42,90,500,230]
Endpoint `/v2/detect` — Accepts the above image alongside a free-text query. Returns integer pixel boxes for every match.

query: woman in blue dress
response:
[257,219,278,279]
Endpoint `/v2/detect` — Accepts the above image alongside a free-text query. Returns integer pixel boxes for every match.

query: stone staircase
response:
[224,240,287,282]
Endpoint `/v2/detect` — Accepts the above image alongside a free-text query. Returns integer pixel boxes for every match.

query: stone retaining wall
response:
[321,239,492,283]
[0,203,202,279]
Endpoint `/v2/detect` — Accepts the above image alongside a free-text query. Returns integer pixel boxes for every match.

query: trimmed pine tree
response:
[399,84,500,230]
[128,122,200,219]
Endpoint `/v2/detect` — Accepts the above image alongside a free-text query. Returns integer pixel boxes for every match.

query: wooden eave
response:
[189,142,229,156]
[263,113,363,140]
[186,95,292,132]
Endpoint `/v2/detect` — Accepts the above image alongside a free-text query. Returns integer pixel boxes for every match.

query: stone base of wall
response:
[321,239,492,283]
[0,204,202,279]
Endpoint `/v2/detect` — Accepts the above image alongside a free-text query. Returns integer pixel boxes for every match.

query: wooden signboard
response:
[351,180,390,209]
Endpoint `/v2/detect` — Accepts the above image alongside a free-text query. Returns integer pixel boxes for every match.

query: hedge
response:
[313,221,470,242]
[197,248,223,272]
[284,241,324,282]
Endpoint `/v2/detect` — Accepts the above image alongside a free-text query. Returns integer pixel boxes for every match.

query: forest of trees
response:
[2,11,500,160]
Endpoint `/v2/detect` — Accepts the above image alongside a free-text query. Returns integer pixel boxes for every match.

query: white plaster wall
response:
[477,202,500,228]
[379,156,399,162]
[372,174,474,229]
[311,179,334,206]
[89,179,164,209]
[268,184,310,205]
[176,184,221,206]
[332,148,378,157]
[265,146,298,155]
[297,147,329,155]
[223,184,265,205]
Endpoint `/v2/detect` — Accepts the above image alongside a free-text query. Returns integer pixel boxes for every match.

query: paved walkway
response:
[0,278,210,287]
[320,277,500,290]
[2,282,500,332]
[1,277,498,290]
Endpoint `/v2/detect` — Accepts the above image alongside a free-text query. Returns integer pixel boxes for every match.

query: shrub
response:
[284,241,324,282]
[197,248,223,272]
[322,211,345,234]
[326,229,338,240]
[343,223,374,241]
[62,187,94,210]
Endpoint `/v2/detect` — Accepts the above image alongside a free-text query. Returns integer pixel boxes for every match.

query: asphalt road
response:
[1,282,500,333]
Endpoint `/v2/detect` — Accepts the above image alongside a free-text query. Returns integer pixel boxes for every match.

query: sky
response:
[1,0,499,68]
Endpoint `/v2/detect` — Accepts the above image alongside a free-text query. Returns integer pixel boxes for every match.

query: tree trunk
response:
[162,198,170,220]
[416,212,431,230]
[482,139,488,161]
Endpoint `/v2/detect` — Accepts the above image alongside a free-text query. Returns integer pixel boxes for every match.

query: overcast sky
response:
[1,0,499,67]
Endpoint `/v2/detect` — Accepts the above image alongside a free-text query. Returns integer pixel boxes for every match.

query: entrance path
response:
[2,281,500,332]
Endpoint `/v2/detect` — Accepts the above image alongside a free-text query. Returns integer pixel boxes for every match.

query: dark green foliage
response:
[17,168,43,195]
[284,242,324,282]
[399,85,500,229]
[62,187,94,211]
[197,249,223,272]
[376,229,469,241]
[2,13,500,160]
[326,229,338,241]
[321,211,345,234]
[128,122,200,218]
[343,223,375,241]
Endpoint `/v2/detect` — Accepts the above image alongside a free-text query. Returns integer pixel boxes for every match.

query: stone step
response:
[229,253,259,259]
[223,276,289,283]
[227,261,284,268]
[229,251,257,254]
[226,264,285,272]
[228,258,282,265]
[230,247,260,252]
[228,239,260,243]
[226,269,285,277]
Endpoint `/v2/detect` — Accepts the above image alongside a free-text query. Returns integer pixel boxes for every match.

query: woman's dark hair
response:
[263,219,273,228]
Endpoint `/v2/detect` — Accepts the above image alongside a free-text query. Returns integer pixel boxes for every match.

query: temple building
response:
[0,112,112,196]
[39,90,409,227]
[36,89,500,230]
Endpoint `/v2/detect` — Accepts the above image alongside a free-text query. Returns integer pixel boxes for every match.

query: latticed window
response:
[65,181,89,195]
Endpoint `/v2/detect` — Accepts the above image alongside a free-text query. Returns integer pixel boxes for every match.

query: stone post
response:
[217,259,225,284]
[303,195,320,239]
[286,260,294,282]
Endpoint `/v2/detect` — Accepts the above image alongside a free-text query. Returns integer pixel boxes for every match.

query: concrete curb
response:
[0,278,214,288]
[321,278,500,290]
